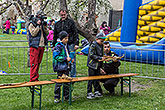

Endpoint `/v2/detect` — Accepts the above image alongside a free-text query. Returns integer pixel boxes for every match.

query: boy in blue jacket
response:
[53,31,71,103]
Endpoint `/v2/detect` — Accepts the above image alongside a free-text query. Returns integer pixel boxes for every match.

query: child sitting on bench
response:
[53,31,71,103]
[86,32,106,99]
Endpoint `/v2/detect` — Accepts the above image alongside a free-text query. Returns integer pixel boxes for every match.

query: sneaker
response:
[94,91,103,97]
[87,92,95,99]
[54,99,60,103]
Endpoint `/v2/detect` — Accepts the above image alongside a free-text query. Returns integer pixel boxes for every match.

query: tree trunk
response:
[59,0,68,11]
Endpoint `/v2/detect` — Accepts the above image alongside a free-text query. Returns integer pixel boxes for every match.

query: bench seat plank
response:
[51,73,138,83]
[0,81,55,89]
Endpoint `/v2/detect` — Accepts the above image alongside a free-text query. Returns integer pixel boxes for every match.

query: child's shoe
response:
[87,92,95,99]
[94,91,103,97]
[54,99,60,103]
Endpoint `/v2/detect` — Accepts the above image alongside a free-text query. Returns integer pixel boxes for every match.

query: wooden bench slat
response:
[51,73,138,83]
[0,73,138,89]
[0,81,55,89]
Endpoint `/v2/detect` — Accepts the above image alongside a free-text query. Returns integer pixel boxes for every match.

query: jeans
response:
[68,44,76,77]
[6,29,9,34]
[54,71,69,100]
[87,67,102,94]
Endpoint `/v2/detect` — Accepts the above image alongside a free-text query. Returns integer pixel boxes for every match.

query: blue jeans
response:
[6,29,9,34]
[68,44,76,77]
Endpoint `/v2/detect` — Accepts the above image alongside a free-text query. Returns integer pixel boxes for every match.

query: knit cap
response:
[96,32,106,39]
[59,31,68,41]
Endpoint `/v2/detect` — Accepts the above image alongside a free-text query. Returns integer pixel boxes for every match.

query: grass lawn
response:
[0,31,165,110]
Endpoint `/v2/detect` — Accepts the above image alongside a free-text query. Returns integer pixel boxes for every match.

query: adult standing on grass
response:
[28,16,48,82]
[52,9,79,77]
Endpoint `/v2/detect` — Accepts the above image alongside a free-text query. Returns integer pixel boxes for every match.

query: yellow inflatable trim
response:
[139,5,162,10]
[149,0,165,6]
[140,26,161,32]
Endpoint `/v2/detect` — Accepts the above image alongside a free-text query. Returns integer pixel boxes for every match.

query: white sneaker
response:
[94,91,103,97]
[54,99,60,103]
[87,92,95,99]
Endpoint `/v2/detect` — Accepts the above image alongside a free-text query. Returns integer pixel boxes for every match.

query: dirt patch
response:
[123,80,152,92]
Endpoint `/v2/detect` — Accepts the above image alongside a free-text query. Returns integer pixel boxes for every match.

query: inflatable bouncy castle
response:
[105,0,165,65]
[106,0,165,43]
[81,0,165,65]
[15,17,27,35]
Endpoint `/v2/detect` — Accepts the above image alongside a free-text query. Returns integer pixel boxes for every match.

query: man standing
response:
[52,9,79,77]
[28,17,48,82]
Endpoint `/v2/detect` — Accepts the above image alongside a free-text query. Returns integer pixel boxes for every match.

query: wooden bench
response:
[51,73,138,105]
[0,73,138,109]
[0,81,55,110]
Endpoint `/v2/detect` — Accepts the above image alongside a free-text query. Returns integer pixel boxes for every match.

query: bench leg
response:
[30,86,42,110]
[39,85,42,110]
[129,76,131,97]
[69,82,72,105]
[121,77,123,96]
[31,86,35,109]
[62,83,64,103]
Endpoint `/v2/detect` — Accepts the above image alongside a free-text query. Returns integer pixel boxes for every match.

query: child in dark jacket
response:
[87,32,106,99]
[53,31,71,103]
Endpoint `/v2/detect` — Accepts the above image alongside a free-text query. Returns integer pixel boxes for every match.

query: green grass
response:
[0,75,164,110]
[0,30,165,110]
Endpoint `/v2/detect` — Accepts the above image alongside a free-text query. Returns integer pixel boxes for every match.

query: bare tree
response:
[0,0,112,42]
[0,0,49,24]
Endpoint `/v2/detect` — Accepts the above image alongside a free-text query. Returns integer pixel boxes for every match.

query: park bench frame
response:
[51,73,138,105]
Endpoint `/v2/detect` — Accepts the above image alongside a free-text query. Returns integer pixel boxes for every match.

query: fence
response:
[0,40,53,75]
[0,40,164,80]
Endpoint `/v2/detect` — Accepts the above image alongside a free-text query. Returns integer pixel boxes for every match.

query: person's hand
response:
[71,59,74,63]
[101,57,106,61]
[74,45,79,50]
[67,57,71,62]
[112,56,118,62]
[52,47,55,51]
[100,68,106,74]
[37,20,41,25]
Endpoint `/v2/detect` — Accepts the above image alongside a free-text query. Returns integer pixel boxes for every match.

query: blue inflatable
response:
[109,38,165,65]
[81,38,164,65]
[80,0,165,65]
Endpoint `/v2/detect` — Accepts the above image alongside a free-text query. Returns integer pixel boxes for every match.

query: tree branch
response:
[40,0,50,11]
[0,3,12,15]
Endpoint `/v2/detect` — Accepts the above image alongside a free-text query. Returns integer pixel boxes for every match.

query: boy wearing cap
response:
[86,32,106,99]
[53,31,71,103]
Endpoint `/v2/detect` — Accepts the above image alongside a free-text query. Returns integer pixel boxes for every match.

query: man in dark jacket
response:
[52,9,79,78]
[101,41,121,94]
[28,17,48,82]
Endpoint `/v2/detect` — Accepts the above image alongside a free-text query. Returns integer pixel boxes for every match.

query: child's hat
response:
[59,31,68,40]
[96,32,106,39]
